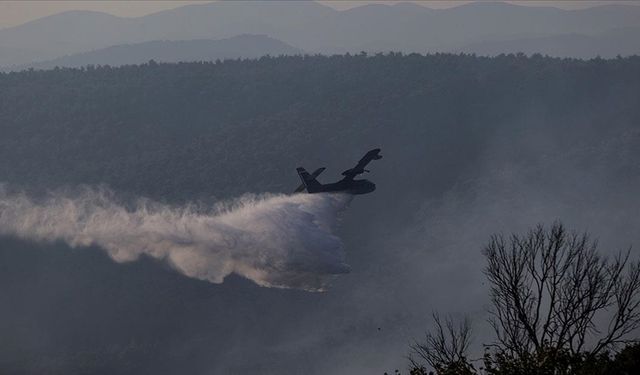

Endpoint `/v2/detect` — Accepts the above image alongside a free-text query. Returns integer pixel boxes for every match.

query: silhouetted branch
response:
[483,222,640,360]
[410,313,474,374]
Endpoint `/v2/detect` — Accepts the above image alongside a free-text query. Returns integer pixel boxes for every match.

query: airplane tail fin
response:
[294,167,325,193]
[296,167,323,193]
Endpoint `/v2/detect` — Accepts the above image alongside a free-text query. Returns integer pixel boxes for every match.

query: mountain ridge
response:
[1,1,639,67]
[8,34,303,71]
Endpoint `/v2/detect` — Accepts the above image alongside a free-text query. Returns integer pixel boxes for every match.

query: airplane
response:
[294,148,382,195]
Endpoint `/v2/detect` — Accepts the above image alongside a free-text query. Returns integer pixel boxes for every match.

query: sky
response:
[0,1,639,29]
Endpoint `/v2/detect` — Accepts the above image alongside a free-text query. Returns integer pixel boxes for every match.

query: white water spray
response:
[0,186,353,291]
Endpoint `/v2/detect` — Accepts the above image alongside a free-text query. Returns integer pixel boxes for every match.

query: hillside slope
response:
[1,54,639,374]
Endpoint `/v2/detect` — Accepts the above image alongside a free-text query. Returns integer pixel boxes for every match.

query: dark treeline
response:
[1,53,638,202]
[1,54,640,374]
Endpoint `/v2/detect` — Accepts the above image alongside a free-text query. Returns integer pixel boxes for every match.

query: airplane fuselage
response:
[314,178,376,195]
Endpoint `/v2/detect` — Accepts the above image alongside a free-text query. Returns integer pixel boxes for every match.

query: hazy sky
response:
[0,1,638,29]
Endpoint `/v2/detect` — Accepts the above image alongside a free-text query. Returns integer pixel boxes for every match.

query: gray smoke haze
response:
[0,186,352,291]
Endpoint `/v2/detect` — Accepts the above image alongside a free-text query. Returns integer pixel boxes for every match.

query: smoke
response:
[0,186,353,291]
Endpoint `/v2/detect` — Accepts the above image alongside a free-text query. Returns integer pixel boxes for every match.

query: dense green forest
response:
[1,54,639,374]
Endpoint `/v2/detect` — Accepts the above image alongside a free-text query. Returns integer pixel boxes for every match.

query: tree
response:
[409,313,475,375]
[484,222,640,359]
[408,222,640,375]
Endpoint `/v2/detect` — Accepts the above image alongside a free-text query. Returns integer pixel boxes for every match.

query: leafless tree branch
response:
[483,222,640,359]
[410,313,473,373]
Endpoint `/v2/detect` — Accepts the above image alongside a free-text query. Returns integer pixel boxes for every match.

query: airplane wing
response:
[341,148,382,180]
[294,167,326,193]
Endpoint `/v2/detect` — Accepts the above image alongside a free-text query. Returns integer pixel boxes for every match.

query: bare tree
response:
[483,222,640,359]
[410,313,475,374]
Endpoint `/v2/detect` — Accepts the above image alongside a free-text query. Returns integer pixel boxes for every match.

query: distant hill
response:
[1,1,640,67]
[460,27,640,58]
[0,10,132,67]
[11,35,302,71]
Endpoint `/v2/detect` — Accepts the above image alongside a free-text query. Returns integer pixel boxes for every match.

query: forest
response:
[1,54,639,374]
[1,54,638,201]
